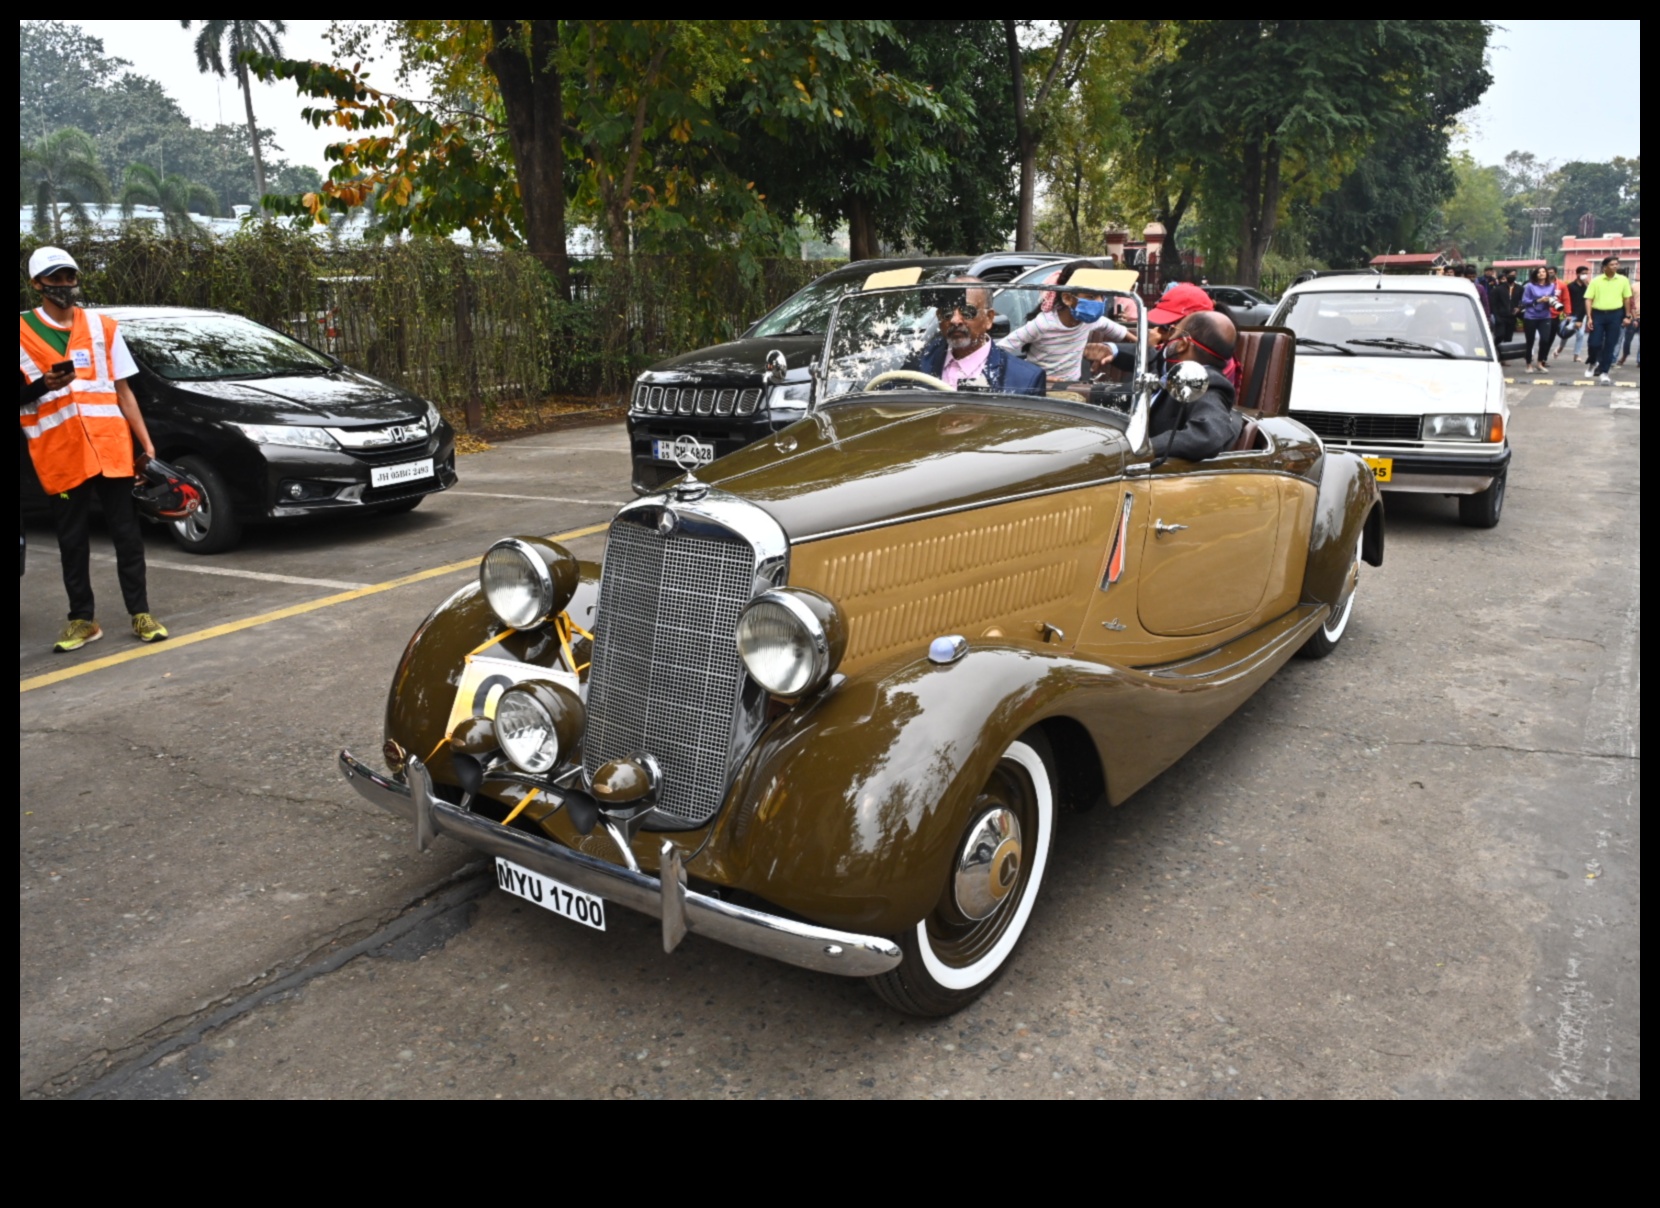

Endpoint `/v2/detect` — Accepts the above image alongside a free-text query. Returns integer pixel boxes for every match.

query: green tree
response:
[1300,38,1489,270]
[19,127,111,240]
[1003,20,1099,251]
[118,162,220,237]
[20,22,318,217]
[727,20,1015,259]
[1033,21,1158,255]
[1430,153,1507,263]
[1128,20,1492,286]
[1552,158,1640,236]
[180,20,287,211]
[261,21,959,277]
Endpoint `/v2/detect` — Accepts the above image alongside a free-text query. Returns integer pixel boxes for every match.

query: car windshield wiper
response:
[771,327,820,337]
[1293,337,1355,355]
[1346,337,1456,359]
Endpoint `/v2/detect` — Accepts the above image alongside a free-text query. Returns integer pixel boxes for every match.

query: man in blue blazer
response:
[907,279,1047,396]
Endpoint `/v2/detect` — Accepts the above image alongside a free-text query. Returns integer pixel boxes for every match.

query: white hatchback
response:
[1269,273,1510,528]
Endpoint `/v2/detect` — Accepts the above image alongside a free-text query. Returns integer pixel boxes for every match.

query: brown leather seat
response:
[1233,327,1295,417]
[1231,416,1262,452]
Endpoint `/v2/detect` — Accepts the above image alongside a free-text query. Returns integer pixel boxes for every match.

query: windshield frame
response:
[815,279,1154,448]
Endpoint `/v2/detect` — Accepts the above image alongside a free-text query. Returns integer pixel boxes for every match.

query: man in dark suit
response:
[1149,310,1244,461]
[908,279,1046,396]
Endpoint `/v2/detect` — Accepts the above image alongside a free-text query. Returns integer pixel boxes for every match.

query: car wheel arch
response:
[706,647,1120,935]
[1303,450,1382,608]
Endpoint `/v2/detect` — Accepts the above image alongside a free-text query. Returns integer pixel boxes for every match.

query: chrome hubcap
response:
[954,807,1023,921]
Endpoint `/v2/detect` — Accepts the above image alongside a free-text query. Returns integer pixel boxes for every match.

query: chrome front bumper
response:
[338,750,902,977]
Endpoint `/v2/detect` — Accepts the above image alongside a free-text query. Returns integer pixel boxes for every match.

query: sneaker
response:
[1599,373,1612,386]
[53,618,103,653]
[132,612,170,643]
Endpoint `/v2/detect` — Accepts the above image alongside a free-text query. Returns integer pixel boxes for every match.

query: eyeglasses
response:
[938,301,983,320]
[1171,329,1226,360]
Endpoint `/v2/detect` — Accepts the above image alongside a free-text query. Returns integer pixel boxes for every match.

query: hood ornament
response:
[670,434,710,500]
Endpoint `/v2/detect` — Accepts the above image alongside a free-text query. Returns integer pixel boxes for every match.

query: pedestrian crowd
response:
[1449,257,1638,384]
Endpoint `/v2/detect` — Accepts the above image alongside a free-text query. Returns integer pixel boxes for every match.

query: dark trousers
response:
[1493,313,1517,343]
[1587,309,1626,374]
[1523,317,1554,364]
[49,473,149,621]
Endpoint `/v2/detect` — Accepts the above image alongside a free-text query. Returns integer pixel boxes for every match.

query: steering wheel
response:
[864,369,952,392]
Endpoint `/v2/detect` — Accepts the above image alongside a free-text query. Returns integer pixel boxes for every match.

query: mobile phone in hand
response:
[51,360,73,374]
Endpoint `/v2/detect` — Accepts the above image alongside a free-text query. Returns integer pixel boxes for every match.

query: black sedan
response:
[24,307,458,554]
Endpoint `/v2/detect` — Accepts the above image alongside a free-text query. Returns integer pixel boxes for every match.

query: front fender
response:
[698,644,1114,935]
[383,561,601,786]
[1303,449,1382,608]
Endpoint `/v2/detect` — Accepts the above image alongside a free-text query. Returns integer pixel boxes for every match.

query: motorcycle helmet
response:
[133,457,203,520]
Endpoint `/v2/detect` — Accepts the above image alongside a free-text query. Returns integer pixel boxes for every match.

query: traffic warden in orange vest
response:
[19,246,168,652]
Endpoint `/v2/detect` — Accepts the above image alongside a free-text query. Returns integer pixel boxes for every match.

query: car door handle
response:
[1153,520,1189,537]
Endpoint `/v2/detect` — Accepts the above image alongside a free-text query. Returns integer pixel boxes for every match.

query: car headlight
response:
[736,588,846,697]
[230,422,337,449]
[495,679,586,774]
[480,537,579,630]
[423,400,442,433]
[770,383,812,407]
[1422,413,1482,440]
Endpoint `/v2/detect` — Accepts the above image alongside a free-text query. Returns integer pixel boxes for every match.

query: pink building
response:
[1561,232,1640,281]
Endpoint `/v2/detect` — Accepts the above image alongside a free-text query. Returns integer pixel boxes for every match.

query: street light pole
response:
[1523,205,1552,261]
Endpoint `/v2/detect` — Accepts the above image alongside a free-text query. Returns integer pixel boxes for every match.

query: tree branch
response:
[1031,20,1082,111]
[618,44,670,208]
[1004,21,1028,119]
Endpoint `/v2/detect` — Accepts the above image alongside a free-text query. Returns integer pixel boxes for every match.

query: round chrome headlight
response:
[494,679,586,775]
[735,588,846,697]
[480,538,578,630]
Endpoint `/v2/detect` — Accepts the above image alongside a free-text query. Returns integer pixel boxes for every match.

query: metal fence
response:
[19,230,837,422]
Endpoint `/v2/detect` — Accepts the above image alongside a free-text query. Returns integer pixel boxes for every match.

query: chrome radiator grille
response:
[583,516,758,827]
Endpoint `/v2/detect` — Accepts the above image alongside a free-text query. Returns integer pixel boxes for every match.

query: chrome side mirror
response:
[763,349,788,385]
[1167,360,1209,404]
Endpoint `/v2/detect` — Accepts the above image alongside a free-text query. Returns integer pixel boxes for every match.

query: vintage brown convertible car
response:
[338,275,1384,1016]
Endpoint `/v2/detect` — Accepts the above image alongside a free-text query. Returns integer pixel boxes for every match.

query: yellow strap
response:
[555,613,578,676]
[499,788,538,828]
[468,628,514,657]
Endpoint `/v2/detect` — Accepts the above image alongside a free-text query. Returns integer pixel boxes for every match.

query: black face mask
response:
[38,282,81,308]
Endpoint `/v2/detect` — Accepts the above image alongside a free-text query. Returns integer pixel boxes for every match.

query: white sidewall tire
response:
[1322,534,1362,642]
[914,740,1053,991]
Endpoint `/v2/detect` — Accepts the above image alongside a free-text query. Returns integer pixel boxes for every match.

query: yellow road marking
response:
[20,523,609,694]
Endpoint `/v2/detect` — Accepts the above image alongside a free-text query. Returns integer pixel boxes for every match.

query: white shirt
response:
[999,310,1129,382]
[32,307,139,380]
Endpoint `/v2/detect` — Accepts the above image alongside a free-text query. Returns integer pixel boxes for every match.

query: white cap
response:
[28,246,79,280]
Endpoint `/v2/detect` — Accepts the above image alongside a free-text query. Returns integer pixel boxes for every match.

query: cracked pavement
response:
[19,380,1640,1099]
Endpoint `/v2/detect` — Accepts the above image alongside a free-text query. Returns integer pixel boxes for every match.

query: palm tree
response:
[119,163,221,238]
[19,127,112,240]
[179,20,286,212]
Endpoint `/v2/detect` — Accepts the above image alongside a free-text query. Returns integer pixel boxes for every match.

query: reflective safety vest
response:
[18,308,134,494]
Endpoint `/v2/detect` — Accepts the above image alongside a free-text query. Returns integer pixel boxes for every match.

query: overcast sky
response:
[1457,20,1641,166]
[63,19,1643,176]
